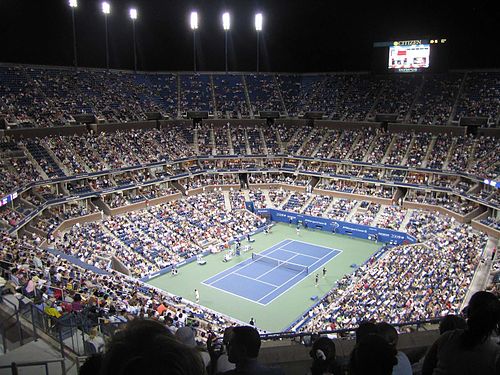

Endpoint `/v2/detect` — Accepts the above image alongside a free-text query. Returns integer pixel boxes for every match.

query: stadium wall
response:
[255,208,416,245]
[3,119,499,140]
[388,123,467,135]
[478,127,500,137]
[258,329,439,375]
[472,210,500,238]
[48,211,103,238]
[249,183,306,194]
[5,124,88,139]
[186,184,241,196]
[315,120,381,130]
[313,187,393,205]
[402,201,474,224]
[201,119,268,127]
[93,120,157,133]
[101,193,182,216]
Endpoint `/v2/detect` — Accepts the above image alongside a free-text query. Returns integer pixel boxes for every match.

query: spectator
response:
[375,322,412,375]
[422,291,500,375]
[99,319,206,375]
[87,326,105,353]
[308,336,339,375]
[79,354,103,375]
[175,326,211,368]
[350,334,398,375]
[438,314,467,335]
[355,321,377,343]
[209,325,284,375]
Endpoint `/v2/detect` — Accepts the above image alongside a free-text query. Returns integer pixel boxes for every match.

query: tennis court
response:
[146,223,381,332]
[203,239,341,305]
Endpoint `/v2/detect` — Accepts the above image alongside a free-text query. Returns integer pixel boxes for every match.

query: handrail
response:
[0,357,65,375]
[261,317,442,340]
[0,296,24,354]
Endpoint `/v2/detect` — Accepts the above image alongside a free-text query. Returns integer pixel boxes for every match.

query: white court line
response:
[276,247,322,260]
[256,253,302,281]
[257,268,308,304]
[201,281,267,306]
[203,239,293,286]
[203,239,342,305]
[256,240,340,285]
[284,238,340,252]
[257,247,343,305]
[305,248,343,274]
[234,272,279,287]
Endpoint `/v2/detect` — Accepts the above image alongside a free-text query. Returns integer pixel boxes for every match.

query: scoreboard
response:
[372,38,448,74]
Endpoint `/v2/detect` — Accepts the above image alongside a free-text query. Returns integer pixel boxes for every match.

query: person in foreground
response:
[422,291,500,375]
[375,322,412,375]
[208,325,284,375]
[349,333,398,375]
[98,319,206,375]
[308,336,339,375]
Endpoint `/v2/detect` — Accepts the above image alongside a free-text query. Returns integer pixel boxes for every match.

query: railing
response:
[0,297,25,354]
[261,317,442,343]
[0,358,65,375]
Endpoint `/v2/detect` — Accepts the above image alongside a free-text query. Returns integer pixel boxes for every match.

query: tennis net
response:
[251,253,309,274]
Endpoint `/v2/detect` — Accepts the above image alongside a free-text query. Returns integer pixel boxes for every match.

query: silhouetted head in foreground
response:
[350,333,398,375]
[461,291,500,349]
[99,319,206,375]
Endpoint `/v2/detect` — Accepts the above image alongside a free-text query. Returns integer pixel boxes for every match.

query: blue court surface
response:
[202,239,341,305]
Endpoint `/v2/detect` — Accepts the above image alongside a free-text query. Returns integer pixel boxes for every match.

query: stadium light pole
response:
[190,11,198,72]
[69,0,78,70]
[255,13,263,74]
[102,2,111,70]
[222,12,230,73]
[129,8,138,72]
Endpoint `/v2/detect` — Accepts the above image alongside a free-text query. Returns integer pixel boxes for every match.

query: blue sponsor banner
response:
[255,208,416,245]
[245,201,255,213]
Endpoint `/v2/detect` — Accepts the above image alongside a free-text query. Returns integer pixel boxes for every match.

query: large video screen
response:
[388,44,430,73]
[372,38,449,74]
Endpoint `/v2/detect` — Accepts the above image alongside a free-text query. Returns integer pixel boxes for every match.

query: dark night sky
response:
[0,0,498,72]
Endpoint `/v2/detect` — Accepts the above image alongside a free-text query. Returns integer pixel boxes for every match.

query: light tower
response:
[102,2,111,69]
[69,0,78,69]
[129,8,138,72]
[222,12,230,73]
[190,11,198,72]
[255,13,263,73]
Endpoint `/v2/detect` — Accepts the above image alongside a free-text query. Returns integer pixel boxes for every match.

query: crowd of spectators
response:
[373,75,421,121]
[182,174,239,192]
[0,235,237,347]
[282,192,311,213]
[410,74,461,125]
[454,72,500,126]
[316,179,356,194]
[406,191,478,215]
[385,133,413,165]
[376,205,408,231]
[405,132,432,167]
[303,195,333,217]
[302,211,486,332]
[326,198,357,221]
[351,202,381,226]
[1,123,499,203]
[2,66,499,128]
[355,184,394,199]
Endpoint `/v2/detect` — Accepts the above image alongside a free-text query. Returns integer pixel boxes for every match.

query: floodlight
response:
[69,0,77,8]
[130,8,137,20]
[222,12,230,31]
[190,11,198,30]
[102,2,110,15]
[255,13,263,31]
